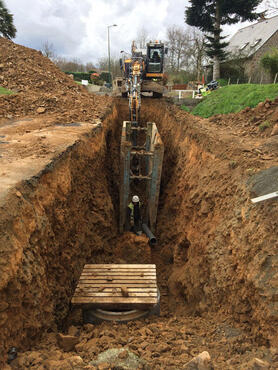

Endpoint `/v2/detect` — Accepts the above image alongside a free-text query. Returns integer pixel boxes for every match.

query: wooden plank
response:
[75,288,157,293]
[78,280,156,285]
[72,264,158,309]
[84,266,156,269]
[80,278,156,281]
[80,275,156,278]
[83,270,156,274]
[80,273,156,278]
[77,282,156,286]
[81,272,156,275]
[84,264,156,269]
[78,279,156,284]
[79,277,156,281]
[83,268,156,272]
[73,292,157,297]
[72,297,157,304]
[74,289,157,295]
[77,283,157,288]
[83,271,156,274]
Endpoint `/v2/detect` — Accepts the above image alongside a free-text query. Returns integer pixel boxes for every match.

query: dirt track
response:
[0,38,278,369]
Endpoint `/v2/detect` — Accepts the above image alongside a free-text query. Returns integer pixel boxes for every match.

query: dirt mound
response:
[0,38,111,123]
[208,97,278,138]
[0,37,79,94]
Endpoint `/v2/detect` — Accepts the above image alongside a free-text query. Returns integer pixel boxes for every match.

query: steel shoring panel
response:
[120,119,164,233]
[119,122,132,232]
[145,123,152,180]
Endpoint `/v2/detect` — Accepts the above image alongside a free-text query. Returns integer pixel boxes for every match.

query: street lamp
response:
[107,24,117,86]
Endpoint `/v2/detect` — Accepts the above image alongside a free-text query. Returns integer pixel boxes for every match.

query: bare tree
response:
[85,62,96,72]
[41,41,56,60]
[53,56,97,73]
[165,25,208,80]
[54,57,86,72]
[97,57,121,77]
[166,26,191,72]
[186,28,208,80]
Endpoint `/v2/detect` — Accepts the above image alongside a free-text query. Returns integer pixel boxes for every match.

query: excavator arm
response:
[119,42,164,238]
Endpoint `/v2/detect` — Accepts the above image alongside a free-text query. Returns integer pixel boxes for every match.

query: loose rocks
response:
[183,351,212,369]
[90,348,147,369]
[57,333,79,352]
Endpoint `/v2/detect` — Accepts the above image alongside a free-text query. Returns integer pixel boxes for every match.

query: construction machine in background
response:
[119,41,165,243]
[120,41,168,99]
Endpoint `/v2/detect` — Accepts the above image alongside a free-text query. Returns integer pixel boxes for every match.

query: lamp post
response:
[107,24,117,86]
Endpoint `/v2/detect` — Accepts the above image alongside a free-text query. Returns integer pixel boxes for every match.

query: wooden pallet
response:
[72,264,158,310]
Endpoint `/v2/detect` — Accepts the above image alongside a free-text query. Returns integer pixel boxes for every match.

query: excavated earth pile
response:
[0,37,111,122]
[0,38,278,369]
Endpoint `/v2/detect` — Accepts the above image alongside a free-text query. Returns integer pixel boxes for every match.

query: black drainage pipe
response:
[142,223,157,246]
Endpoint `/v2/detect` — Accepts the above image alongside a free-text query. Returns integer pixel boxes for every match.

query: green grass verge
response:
[0,86,13,95]
[192,84,278,118]
[181,105,191,112]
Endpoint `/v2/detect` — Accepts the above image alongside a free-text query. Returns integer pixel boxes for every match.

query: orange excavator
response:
[119,42,165,242]
[120,40,168,101]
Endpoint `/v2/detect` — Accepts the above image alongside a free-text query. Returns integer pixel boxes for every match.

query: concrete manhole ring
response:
[83,289,160,323]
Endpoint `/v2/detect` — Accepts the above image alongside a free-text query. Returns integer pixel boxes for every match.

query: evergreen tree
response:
[185,0,262,80]
[0,0,16,39]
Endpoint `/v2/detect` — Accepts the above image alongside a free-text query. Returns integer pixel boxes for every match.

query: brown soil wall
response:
[141,100,278,347]
[0,105,122,362]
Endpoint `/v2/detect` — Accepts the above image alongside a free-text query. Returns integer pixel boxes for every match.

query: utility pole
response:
[107,24,117,86]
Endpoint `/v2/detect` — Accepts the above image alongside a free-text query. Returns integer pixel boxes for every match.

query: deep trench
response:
[0,98,178,359]
[0,98,277,363]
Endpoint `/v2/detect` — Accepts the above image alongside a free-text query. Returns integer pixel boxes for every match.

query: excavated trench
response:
[0,99,277,365]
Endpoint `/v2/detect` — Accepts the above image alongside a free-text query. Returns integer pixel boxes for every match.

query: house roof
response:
[227,15,278,57]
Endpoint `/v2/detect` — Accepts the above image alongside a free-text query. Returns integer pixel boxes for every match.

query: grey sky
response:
[6,0,270,65]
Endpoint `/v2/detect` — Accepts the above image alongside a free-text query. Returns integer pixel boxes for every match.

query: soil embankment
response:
[142,100,278,347]
[0,105,122,361]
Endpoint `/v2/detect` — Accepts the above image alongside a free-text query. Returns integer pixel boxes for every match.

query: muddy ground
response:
[0,38,278,369]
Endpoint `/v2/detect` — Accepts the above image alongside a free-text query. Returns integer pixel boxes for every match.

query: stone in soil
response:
[57,333,79,352]
[90,348,147,369]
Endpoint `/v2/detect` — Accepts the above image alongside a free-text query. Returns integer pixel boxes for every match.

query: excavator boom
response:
[119,42,164,237]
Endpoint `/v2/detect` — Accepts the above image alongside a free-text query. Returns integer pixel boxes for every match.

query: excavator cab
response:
[146,42,165,76]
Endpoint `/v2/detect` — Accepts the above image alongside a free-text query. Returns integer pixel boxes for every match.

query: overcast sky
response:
[6,0,271,66]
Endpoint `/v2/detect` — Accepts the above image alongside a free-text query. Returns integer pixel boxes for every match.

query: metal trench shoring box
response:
[119,121,164,234]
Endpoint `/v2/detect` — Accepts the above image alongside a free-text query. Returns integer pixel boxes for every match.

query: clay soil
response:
[0,38,278,369]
